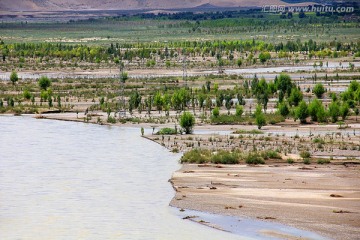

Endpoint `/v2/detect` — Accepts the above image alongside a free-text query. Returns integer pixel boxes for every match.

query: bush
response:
[107,116,117,124]
[245,153,265,165]
[211,150,239,164]
[313,83,325,98]
[277,102,290,117]
[303,158,311,165]
[263,150,281,159]
[157,127,177,135]
[179,111,195,134]
[317,159,330,164]
[180,149,211,164]
[38,76,51,90]
[23,90,32,100]
[295,101,309,124]
[255,105,266,129]
[212,107,220,117]
[235,105,244,116]
[313,138,325,144]
[234,129,263,134]
[300,151,311,159]
[10,70,18,85]
[287,158,294,164]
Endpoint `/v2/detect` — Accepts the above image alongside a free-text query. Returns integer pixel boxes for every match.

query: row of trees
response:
[1,38,358,63]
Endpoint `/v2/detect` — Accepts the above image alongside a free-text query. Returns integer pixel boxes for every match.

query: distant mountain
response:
[282,0,344,3]
[0,0,317,12]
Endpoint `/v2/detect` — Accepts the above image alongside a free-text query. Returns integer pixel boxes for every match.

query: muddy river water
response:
[0,116,328,239]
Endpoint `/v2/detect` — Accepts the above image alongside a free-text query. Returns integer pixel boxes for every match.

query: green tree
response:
[255,105,266,129]
[313,83,325,98]
[48,97,53,108]
[38,76,51,90]
[308,99,322,122]
[179,111,195,134]
[10,70,18,85]
[129,91,141,109]
[328,101,340,123]
[275,74,294,97]
[236,59,242,67]
[295,100,309,124]
[288,87,303,106]
[340,102,349,120]
[277,101,290,117]
[153,91,163,113]
[259,51,271,63]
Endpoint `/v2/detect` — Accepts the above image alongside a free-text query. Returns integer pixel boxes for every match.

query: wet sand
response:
[170,163,360,240]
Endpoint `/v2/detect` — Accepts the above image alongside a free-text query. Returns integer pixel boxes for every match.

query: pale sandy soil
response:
[170,163,360,240]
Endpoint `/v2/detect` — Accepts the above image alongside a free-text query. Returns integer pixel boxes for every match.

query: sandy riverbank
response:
[170,163,360,240]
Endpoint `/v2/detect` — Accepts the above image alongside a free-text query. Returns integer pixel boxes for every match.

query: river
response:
[0,116,328,240]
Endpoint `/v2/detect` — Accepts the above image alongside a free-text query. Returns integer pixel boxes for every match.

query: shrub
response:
[287,158,294,164]
[300,151,311,159]
[313,83,325,98]
[303,158,311,164]
[277,102,290,117]
[157,127,177,135]
[23,90,32,100]
[235,105,244,116]
[317,159,330,164]
[38,76,51,90]
[245,153,265,165]
[10,70,18,85]
[212,107,220,117]
[211,150,239,164]
[313,138,325,144]
[234,129,263,134]
[255,105,266,129]
[107,116,117,124]
[179,111,195,134]
[295,101,309,124]
[263,150,281,159]
[180,149,211,164]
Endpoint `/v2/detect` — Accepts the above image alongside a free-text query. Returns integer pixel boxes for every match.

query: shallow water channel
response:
[0,116,328,239]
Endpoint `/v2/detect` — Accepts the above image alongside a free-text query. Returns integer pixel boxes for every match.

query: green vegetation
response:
[313,83,326,98]
[233,129,263,134]
[179,112,195,134]
[245,153,265,165]
[38,76,51,90]
[156,127,177,135]
[295,101,309,124]
[10,71,18,85]
[180,149,285,165]
[300,151,311,159]
[255,105,266,129]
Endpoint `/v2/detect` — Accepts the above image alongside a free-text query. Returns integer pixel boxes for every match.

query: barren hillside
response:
[0,0,316,12]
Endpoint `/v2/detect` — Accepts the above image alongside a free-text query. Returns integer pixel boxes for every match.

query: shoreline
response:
[3,114,360,239]
[169,163,360,240]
